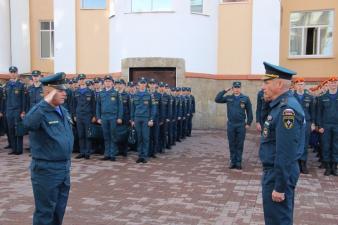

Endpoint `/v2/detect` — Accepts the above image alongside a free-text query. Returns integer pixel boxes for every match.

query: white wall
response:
[0,0,11,73]
[54,0,76,73]
[109,0,219,74]
[251,0,281,74]
[10,0,31,73]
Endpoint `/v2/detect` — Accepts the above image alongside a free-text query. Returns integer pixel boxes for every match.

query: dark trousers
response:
[177,119,182,141]
[135,118,150,160]
[227,122,246,166]
[31,160,70,225]
[172,120,177,144]
[159,122,169,151]
[76,117,92,156]
[187,115,193,136]
[6,112,23,154]
[149,121,160,156]
[102,118,118,158]
[300,121,311,161]
[168,120,174,145]
[262,164,299,225]
[321,123,338,163]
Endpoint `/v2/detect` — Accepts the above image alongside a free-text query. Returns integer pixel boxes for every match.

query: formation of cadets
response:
[1,66,196,164]
[256,75,338,176]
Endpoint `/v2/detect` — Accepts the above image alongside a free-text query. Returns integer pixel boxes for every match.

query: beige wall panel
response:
[218,2,252,74]
[76,0,109,74]
[280,0,338,77]
[29,0,54,73]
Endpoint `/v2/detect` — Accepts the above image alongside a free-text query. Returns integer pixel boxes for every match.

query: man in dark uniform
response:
[96,75,123,161]
[170,87,177,146]
[26,70,44,112]
[148,78,161,157]
[317,76,338,176]
[175,87,183,142]
[215,81,253,169]
[260,62,305,225]
[23,72,74,225]
[73,74,96,159]
[131,77,156,163]
[5,66,26,155]
[187,87,195,137]
[115,79,130,157]
[158,82,170,152]
[256,89,270,133]
[294,77,315,174]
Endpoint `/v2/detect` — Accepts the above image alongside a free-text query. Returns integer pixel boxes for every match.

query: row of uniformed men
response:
[256,76,338,176]
[2,66,196,163]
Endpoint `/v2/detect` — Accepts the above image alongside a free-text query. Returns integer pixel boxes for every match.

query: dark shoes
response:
[101,156,111,161]
[136,158,147,163]
[110,157,116,161]
[4,145,11,149]
[84,155,90,160]
[299,160,309,174]
[75,154,85,159]
[229,164,236,169]
[8,151,15,155]
[229,164,242,170]
[332,163,337,176]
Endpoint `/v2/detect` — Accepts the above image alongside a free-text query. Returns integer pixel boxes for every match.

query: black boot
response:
[331,163,337,176]
[324,162,331,176]
[300,160,309,174]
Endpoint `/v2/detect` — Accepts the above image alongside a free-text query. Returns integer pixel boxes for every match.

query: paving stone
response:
[0,130,337,225]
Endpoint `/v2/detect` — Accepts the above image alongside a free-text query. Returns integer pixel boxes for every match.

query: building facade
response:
[0,0,337,128]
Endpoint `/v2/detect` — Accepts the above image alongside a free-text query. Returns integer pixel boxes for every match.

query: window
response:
[191,0,203,14]
[40,21,54,59]
[82,0,106,9]
[290,10,334,57]
[221,0,248,3]
[131,0,172,12]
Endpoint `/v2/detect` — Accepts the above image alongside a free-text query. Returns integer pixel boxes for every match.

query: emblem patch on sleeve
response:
[283,109,295,129]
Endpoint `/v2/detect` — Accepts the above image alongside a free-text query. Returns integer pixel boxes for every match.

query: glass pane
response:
[320,27,333,55]
[51,31,54,57]
[191,0,203,13]
[153,0,171,11]
[307,10,334,26]
[41,32,51,58]
[51,22,54,30]
[132,0,151,12]
[40,22,50,30]
[82,0,106,9]
[290,28,303,55]
[291,10,334,27]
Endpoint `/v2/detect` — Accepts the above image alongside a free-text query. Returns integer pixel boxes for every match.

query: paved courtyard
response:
[0,130,337,225]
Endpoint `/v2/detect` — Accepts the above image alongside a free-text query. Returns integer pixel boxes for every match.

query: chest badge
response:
[111,97,116,101]
[144,101,149,105]
[283,109,295,129]
[267,115,272,121]
[240,102,245,109]
[263,127,268,138]
[14,89,19,95]
[86,97,91,101]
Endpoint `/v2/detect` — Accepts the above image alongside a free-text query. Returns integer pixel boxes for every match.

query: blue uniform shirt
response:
[73,87,96,119]
[96,88,123,120]
[215,91,253,125]
[4,80,25,113]
[131,90,156,121]
[317,91,338,127]
[26,84,43,112]
[259,91,305,193]
[294,92,315,123]
[23,101,74,161]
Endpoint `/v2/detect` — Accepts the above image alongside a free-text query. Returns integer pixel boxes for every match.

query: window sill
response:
[219,1,250,5]
[288,55,334,59]
[125,11,175,15]
[191,12,210,17]
[80,8,106,10]
[40,58,54,60]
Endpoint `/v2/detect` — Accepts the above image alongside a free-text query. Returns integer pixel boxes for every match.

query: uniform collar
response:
[269,91,290,108]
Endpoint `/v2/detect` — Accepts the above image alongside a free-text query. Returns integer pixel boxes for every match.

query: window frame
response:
[81,0,107,10]
[131,0,172,13]
[288,9,335,59]
[39,20,54,60]
[220,0,249,4]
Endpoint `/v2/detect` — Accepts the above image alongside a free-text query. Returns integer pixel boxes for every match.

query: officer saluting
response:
[215,81,253,170]
[23,72,74,225]
[260,62,305,225]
